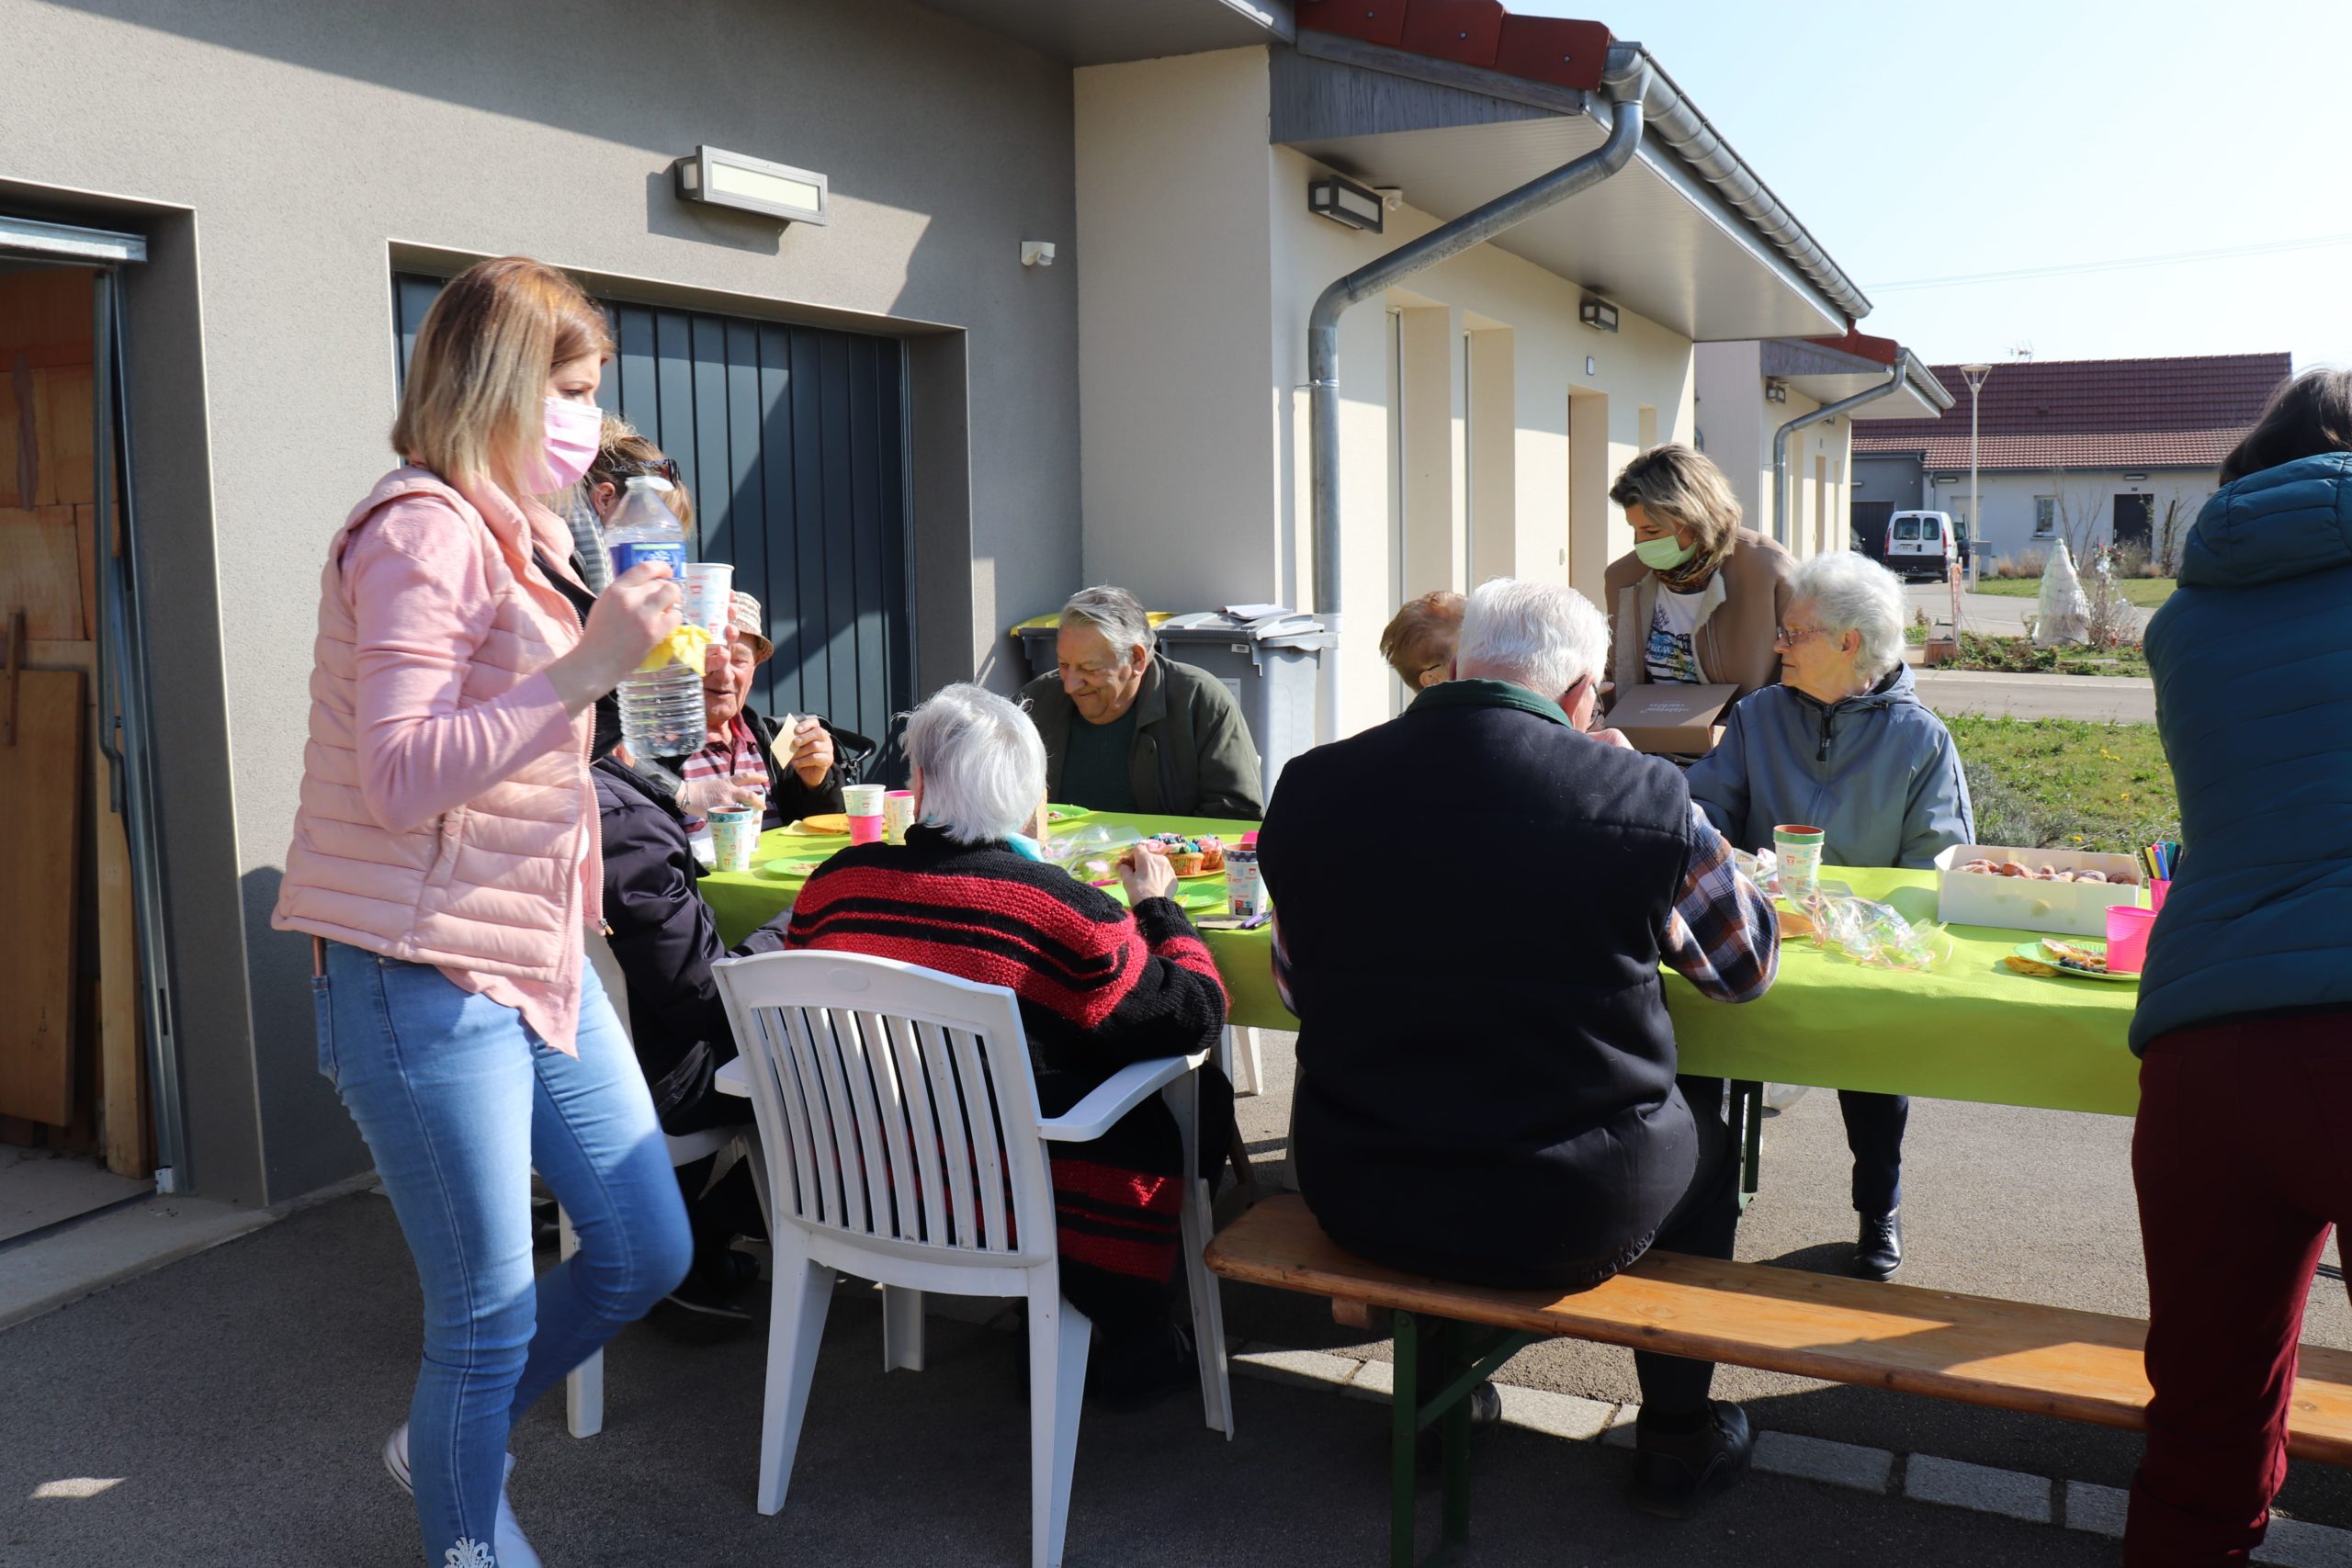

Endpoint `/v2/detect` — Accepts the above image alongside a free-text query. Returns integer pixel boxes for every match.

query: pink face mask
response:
[534,396,602,492]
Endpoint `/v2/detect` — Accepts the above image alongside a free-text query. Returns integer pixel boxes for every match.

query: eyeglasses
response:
[1773,623,1826,648]
[602,456,680,485]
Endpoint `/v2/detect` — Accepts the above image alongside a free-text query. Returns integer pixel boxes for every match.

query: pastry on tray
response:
[1954,857,2123,885]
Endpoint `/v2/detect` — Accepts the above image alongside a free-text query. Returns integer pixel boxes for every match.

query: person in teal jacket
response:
[2124,368,2352,1567]
[1685,549,1973,1284]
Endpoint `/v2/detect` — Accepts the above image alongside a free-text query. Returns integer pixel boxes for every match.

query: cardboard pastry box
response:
[1934,843,2145,936]
[1608,682,1737,756]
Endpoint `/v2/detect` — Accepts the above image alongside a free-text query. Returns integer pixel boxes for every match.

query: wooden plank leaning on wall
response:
[0,264,150,1176]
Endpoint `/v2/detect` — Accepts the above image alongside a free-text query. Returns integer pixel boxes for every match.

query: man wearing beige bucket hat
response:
[673,589,874,837]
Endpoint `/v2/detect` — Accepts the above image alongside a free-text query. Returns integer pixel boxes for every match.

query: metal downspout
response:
[1306,42,1651,745]
[1770,351,1918,548]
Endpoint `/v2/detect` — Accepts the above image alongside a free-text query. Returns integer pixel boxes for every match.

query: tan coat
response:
[1604,528,1798,705]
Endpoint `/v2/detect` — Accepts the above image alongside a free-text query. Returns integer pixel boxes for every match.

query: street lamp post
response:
[1961,362,1993,592]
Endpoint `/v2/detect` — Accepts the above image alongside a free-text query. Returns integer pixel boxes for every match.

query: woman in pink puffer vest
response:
[273,256,692,1568]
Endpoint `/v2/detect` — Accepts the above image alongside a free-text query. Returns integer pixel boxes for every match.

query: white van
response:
[1884,511,1953,580]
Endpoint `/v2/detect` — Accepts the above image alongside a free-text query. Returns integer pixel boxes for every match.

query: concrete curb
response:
[1227,1341,2352,1557]
[0,1170,380,1333]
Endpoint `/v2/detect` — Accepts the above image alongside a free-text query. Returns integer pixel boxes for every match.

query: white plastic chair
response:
[562,931,763,1439]
[711,948,1232,1568]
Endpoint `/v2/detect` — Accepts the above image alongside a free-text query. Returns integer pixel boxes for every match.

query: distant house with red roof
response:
[1850,353,2290,568]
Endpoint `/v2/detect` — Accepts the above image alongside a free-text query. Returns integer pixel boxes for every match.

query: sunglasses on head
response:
[603,456,680,484]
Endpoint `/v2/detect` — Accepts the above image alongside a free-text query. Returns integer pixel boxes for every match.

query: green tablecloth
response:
[697,810,1296,1033]
[1668,866,2141,1117]
[696,818,2142,1118]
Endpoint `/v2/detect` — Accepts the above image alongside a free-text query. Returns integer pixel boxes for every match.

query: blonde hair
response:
[1609,444,1744,574]
[585,414,696,536]
[391,256,613,489]
[1378,591,1465,685]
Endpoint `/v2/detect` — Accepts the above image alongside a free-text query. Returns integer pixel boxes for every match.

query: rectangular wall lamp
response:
[673,144,830,226]
[1579,297,1620,333]
[1764,378,1789,403]
[1308,175,1385,233]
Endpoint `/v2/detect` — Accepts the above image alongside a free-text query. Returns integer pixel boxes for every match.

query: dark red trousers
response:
[2127,1010,2352,1566]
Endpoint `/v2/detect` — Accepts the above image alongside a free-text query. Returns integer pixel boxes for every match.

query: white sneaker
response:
[382,1424,541,1568]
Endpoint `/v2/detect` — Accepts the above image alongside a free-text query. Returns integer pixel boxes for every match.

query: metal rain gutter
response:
[1770,350,1929,547]
[1306,41,1649,744]
[1634,54,1871,324]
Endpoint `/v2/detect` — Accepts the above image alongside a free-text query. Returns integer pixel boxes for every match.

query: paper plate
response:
[2008,942,2140,983]
[790,814,851,835]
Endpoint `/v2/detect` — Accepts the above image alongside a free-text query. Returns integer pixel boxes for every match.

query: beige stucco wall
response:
[1076,47,1700,739]
[1693,341,1858,562]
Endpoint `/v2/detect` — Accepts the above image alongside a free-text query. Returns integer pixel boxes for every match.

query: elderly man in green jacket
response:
[1020,584,1265,818]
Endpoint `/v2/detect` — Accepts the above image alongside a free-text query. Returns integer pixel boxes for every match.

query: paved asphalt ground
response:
[6,1030,2350,1566]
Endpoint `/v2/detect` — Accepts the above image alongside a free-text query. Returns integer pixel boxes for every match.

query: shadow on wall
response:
[238,865,370,1201]
[639,170,783,259]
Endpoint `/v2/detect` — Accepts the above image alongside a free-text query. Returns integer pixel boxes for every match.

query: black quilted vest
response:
[1260,681,1702,1286]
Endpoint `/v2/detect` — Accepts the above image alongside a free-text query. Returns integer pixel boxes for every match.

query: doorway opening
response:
[0,220,173,1239]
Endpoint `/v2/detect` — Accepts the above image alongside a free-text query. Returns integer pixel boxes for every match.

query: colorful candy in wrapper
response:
[1783,890,1952,973]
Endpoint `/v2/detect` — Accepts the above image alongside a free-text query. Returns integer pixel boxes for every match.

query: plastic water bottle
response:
[603,476,703,761]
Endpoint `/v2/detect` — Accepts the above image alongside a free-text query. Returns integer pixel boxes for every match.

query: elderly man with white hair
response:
[1685,550,1974,1282]
[1259,578,1780,1518]
[1019,584,1265,818]
[784,682,1233,1411]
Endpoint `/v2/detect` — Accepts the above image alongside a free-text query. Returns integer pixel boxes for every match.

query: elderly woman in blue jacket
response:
[2122,370,2352,1568]
[1684,549,1973,1281]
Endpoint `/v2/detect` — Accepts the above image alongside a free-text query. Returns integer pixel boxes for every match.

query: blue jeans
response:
[314,942,692,1566]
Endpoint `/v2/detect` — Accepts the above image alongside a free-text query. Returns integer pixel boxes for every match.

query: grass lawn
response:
[1948,715,2179,854]
[1974,575,2177,608]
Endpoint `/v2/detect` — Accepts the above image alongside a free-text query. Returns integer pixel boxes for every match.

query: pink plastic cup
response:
[2106,905,2158,976]
[2150,878,2170,914]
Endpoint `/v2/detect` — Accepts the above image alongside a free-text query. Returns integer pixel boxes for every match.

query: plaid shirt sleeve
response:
[1659,802,1781,1004]
[1272,913,1300,1020]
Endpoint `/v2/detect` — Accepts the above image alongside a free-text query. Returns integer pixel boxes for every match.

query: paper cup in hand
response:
[1772,825,1826,898]
[680,562,735,637]
[843,783,887,845]
[708,806,759,874]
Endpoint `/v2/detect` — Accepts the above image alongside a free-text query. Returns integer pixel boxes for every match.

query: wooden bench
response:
[1206,1195,2352,1566]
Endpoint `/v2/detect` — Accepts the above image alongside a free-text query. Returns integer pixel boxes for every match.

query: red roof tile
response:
[1851,353,2291,471]
[1295,0,1612,88]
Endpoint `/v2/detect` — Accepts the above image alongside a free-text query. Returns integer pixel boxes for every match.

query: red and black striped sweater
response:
[785,828,1231,1326]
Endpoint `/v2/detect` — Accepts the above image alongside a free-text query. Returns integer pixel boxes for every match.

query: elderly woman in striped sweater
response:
[782,682,1233,1407]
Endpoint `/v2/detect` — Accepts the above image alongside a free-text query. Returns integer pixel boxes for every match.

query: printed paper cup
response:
[883,790,915,845]
[843,783,886,845]
[1772,825,1826,898]
[680,562,735,637]
[708,806,760,874]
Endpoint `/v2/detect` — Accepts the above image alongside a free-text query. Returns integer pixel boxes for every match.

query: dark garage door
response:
[393,274,915,781]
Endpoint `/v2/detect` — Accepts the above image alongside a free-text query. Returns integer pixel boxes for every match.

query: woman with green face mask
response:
[1600,443,1799,744]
